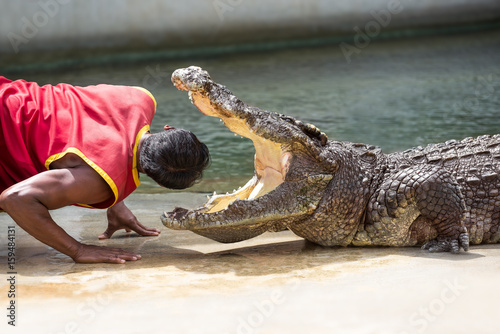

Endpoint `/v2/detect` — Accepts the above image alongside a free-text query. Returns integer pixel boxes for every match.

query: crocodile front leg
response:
[358,165,469,253]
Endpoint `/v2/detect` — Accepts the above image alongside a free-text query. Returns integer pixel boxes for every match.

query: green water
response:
[14,29,500,194]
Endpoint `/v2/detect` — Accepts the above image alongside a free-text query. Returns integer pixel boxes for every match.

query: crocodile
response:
[161,66,500,253]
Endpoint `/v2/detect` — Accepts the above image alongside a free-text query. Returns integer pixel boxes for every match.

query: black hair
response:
[139,128,210,189]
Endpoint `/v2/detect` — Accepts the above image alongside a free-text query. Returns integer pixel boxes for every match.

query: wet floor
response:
[1,193,500,333]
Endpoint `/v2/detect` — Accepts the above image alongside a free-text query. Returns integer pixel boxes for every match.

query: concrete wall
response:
[1,0,499,55]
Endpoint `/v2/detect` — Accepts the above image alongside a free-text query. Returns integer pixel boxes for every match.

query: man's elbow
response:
[0,186,37,212]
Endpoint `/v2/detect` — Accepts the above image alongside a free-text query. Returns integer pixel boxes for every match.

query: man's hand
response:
[98,201,161,239]
[72,243,141,264]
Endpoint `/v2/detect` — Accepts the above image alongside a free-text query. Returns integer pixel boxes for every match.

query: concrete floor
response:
[1,192,499,334]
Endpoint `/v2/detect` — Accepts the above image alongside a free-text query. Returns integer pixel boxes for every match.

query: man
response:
[0,76,210,264]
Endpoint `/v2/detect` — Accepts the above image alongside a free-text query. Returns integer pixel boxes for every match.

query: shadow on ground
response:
[4,229,490,278]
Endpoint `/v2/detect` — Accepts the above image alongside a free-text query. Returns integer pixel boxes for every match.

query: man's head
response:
[139,128,210,189]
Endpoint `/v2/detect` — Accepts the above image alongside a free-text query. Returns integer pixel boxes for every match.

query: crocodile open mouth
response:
[169,66,325,218]
[201,119,292,214]
[174,69,301,216]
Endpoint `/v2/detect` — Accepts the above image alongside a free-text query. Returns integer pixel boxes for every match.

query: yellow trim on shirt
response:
[133,125,150,187]
[44,147,119,207]
[132,86,157,112]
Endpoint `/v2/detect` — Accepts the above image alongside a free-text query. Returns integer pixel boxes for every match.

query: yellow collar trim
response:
[132,86,157,112]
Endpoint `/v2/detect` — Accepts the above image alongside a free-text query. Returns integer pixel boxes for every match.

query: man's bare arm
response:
[0,166,142,263]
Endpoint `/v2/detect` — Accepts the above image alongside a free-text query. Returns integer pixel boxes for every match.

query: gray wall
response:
[1,0,500,55]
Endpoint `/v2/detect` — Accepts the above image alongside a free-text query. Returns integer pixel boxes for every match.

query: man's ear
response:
[164,125,175,131]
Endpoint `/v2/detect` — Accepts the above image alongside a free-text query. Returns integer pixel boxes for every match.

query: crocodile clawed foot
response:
[422,239,459,253]
[458,230,469,251]
[422,229,469,254]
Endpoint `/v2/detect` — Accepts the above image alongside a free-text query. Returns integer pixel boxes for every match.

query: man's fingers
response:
[108,249,141,262]
[98,227,117,240]
[133,228,160,237]
[139,229,161,236]
[73,245,141,264]
[129,221,161,236]
[137,222,161,234]
[110,254,140,262]
[98,233,109,240]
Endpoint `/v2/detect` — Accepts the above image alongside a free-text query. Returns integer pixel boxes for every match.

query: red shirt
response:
[0,77,156,209]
